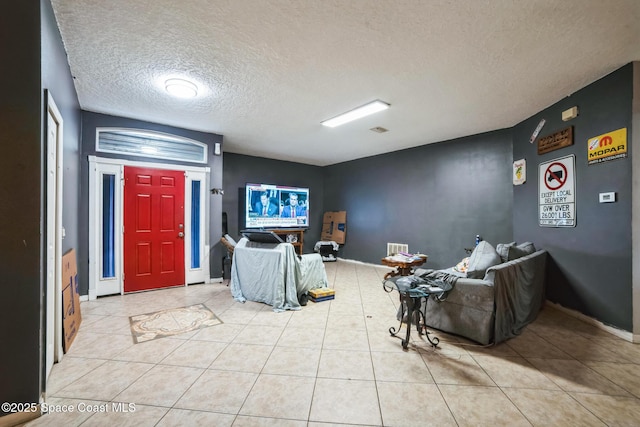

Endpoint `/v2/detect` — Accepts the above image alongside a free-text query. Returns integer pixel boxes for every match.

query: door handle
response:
[178,232,184,238]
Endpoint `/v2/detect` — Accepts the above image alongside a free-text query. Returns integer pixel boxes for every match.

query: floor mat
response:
[129,303,223,344]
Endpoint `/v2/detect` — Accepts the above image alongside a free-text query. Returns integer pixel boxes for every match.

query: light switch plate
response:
[599,192,616,203]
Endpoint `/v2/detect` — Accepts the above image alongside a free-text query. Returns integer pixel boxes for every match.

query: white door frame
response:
[185,169,210,285]
[45,92,64,375]
[88,156,210,299]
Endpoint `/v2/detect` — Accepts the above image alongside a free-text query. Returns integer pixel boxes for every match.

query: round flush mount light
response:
[164,78,198,98]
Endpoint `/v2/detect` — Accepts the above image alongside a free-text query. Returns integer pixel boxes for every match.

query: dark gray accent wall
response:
[222,153,324,267]
[79,112,223,293]
[323,130,514,269]
[41,0,81,257]
[0,1,42,413]
[513,64,633,331]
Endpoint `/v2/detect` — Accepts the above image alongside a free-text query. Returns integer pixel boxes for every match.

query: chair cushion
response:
[466,241,501,279]
[495,242,516,263]
[517,241,536,254]
[506,241,536,261]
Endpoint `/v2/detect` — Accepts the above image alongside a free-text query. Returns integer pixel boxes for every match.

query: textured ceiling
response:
[51,0,640,166]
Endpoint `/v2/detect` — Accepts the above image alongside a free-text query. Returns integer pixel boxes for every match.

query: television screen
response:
[245,183,309,229]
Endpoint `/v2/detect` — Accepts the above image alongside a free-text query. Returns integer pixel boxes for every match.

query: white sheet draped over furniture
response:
[230,238,328,311]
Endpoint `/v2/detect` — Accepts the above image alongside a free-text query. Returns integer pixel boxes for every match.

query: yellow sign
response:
[587,128,627,165]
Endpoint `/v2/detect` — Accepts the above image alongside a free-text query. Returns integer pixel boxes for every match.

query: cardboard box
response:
[62,249,82,353]
[321,211,347,244]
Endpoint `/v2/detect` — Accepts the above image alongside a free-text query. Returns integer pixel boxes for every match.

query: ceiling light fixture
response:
[321,100,390,128]
[164,78,198,98]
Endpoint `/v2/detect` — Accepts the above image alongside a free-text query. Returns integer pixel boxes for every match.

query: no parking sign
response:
[539,155,575,227]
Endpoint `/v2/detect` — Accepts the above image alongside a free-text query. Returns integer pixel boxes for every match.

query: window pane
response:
[97,129,207,163]
[191,181,201,269]
[102,174,115,278]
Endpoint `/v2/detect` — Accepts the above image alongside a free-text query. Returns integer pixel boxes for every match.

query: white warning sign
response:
[539,155,575,227]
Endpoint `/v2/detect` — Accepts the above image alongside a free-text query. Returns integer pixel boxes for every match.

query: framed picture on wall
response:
[513,158,526,185]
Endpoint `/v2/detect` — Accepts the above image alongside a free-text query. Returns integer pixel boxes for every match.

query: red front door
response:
[124,166,185,292]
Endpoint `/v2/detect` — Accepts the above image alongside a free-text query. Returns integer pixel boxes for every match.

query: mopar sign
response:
[587,128,627,165]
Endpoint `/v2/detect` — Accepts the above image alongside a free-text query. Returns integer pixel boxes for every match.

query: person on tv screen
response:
[281,193,306,218]
[255,192,278,216]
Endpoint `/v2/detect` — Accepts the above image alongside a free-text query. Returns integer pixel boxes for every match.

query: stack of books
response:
[386,252,426,263]
[308,288,335,303]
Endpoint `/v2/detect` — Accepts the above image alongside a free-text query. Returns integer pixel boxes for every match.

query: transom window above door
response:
[96,128,207,163]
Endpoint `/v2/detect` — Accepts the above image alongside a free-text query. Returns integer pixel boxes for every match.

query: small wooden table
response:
[381,255,427,280]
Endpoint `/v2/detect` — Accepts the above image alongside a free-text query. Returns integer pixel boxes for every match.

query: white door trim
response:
[88,161,122,298]
[185,170,210,284]
[45,91,64,374]
[88,156,210,299]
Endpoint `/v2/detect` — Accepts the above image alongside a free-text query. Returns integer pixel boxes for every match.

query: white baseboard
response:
[207,277,224,284]
[336,257,389,270]
[545,300,635,343]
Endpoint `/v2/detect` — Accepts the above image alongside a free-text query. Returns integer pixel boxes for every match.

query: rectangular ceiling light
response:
[321,100,390,128]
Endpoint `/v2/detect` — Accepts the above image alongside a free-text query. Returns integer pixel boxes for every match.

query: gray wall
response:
[222,153,325,266]
[41,0,81,258]
[1,0,82,414]
[323,130,514,269]
[223,131,513,272]
[79,112,224,293]
[513,64,633,331]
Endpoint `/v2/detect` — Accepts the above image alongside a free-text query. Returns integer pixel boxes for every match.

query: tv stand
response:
[267,228,304,255]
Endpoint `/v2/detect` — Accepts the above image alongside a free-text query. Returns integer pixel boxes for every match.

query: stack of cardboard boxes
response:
[62,249,82,352]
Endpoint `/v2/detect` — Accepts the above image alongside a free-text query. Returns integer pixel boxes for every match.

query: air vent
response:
[387,243,409,256]
[370,127,388,133]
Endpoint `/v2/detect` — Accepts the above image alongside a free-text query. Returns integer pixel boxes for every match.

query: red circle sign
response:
[544,162,567,190]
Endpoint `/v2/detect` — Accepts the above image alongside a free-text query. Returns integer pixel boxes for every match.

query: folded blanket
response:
[415,270,458,300]
[389,270,457,301]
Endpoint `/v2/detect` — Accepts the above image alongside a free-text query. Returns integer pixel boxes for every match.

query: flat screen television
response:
[245,183,309,229]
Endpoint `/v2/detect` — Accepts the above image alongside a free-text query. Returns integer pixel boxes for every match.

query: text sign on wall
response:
[539,155,576,227]
[587,127,627,165]
[537,126,573,155]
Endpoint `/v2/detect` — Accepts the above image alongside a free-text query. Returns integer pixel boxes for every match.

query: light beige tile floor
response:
[27,260,640,426]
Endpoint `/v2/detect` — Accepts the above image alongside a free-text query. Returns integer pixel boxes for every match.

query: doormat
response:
[129,303,223,344]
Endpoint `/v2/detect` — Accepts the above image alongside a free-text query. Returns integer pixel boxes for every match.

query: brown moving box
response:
[62,249,82,352]
[321,211,346,244]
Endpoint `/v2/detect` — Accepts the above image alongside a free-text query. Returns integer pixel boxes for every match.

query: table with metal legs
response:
[383,282,438,349]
